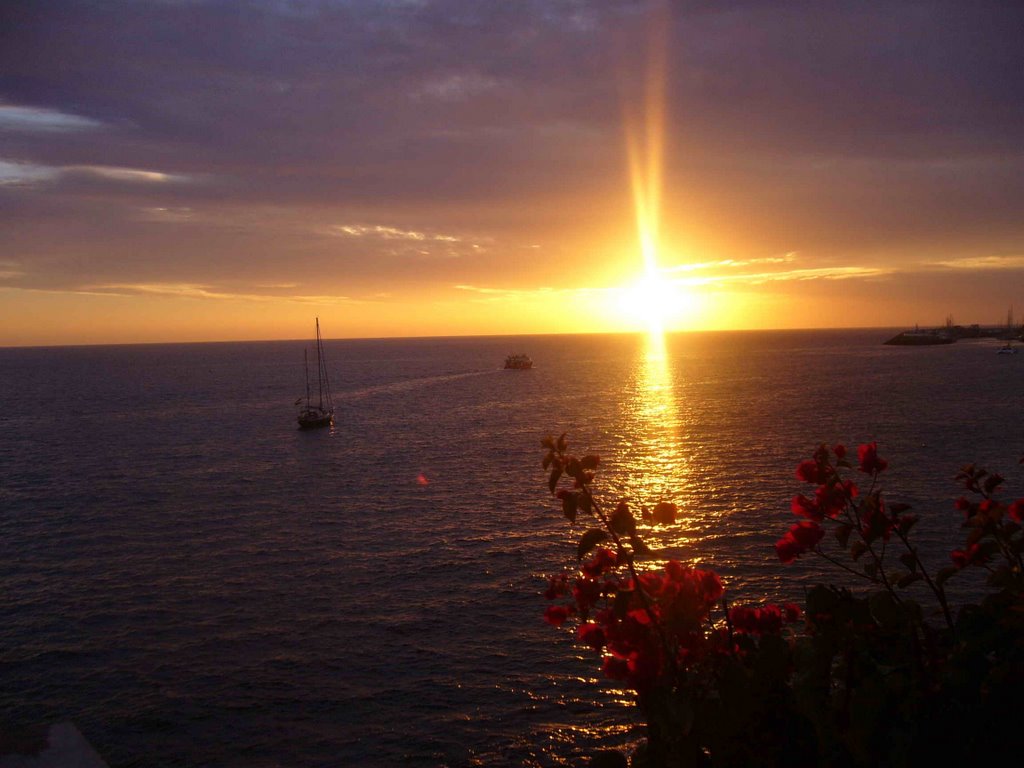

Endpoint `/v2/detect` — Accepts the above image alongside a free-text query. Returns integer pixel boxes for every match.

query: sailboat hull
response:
[298,408,334,429]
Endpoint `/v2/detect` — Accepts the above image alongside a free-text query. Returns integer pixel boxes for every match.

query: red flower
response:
[950,543,989,570]
[833,444,847,460]
[1009,499,1024,523]
[729,604,784,635]
[783,603,802,623]
[582,547,618,577]
[573,578,602,614]
[577,622,607,650]
[755,604,783,634]
[544,605,572,627]
[796,459,829,484]
[954,496,972,518]
[791,494,820,520]
[857,442,888,474]
[544,572,570,600]
[896,513,919,536]
[860,493,893,542]
[815,480,855,519]
[775,521,824,563]
[728,605,756,633]
[602,655,631,682]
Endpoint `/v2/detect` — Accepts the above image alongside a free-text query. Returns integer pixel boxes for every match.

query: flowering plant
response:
[541,434,1024,767]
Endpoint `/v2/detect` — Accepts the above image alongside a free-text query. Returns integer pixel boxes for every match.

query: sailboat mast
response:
[316,317,324,409]
[304,347,310,405]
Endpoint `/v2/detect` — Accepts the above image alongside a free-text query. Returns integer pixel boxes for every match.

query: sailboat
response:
[297,318,334,429]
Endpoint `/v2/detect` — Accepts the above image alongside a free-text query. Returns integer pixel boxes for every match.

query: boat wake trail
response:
[338,370,496,402]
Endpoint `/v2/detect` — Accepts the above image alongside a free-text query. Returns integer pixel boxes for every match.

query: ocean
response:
[1,329,1020,766]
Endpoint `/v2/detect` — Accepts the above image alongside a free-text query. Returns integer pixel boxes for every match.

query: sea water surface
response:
[1,330,1021,766]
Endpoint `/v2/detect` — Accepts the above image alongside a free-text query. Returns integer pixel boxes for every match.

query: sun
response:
[616,269,700,333]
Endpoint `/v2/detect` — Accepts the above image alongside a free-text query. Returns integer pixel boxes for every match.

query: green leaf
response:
[984,473,1004,494]
[651,502,677,525]
[548,467,562,495]
[580,454,601,470]
[835,523,853,548]
[629,534,653,559]
[897,572,922,588]
[578,528,609,559]
[806,585,839,617]
[979,539,1001,558]
[869,591,906,629]
[541,435,555,450]
[556,432,568,452]
[851,541,868,561]
[613,588,634,619]
[566,457,582,480]
[578,492,593,516]
[987,564,1014,589]
[561,492,578,523]
[542,451,553,470]
[610,504,636,535]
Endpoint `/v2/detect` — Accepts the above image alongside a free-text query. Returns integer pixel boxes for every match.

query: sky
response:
[1,0,1023,346]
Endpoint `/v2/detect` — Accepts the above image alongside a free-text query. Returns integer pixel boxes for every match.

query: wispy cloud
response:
[703,266,891,285]
[0,103,103,133]
[659,253,889,287]
[416,73,500,102]
[0,259,24,280]
[332,224,460,242]
[0,159,200,187]
[0,160,61,185]
[664,254,797,274]
[64,165,196,184]
[453,284,604,301]
[137,206,196,223]
[83,282,357,304]
[929,254,1024,271]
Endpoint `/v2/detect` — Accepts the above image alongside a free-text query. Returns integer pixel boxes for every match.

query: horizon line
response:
[0,325,941,351]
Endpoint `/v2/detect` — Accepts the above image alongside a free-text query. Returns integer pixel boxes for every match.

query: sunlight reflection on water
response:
[618,331,700,560]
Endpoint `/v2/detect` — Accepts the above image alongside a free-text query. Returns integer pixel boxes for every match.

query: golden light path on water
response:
[621,331,698,557]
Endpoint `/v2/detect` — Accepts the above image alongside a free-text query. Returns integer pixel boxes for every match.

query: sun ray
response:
[623,2,672,337]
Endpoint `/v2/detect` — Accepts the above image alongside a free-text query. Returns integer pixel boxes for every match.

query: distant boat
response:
[884,330,955,346]
[297,318,334,429]
[997,342,1017,355]
[504,353,533,369]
